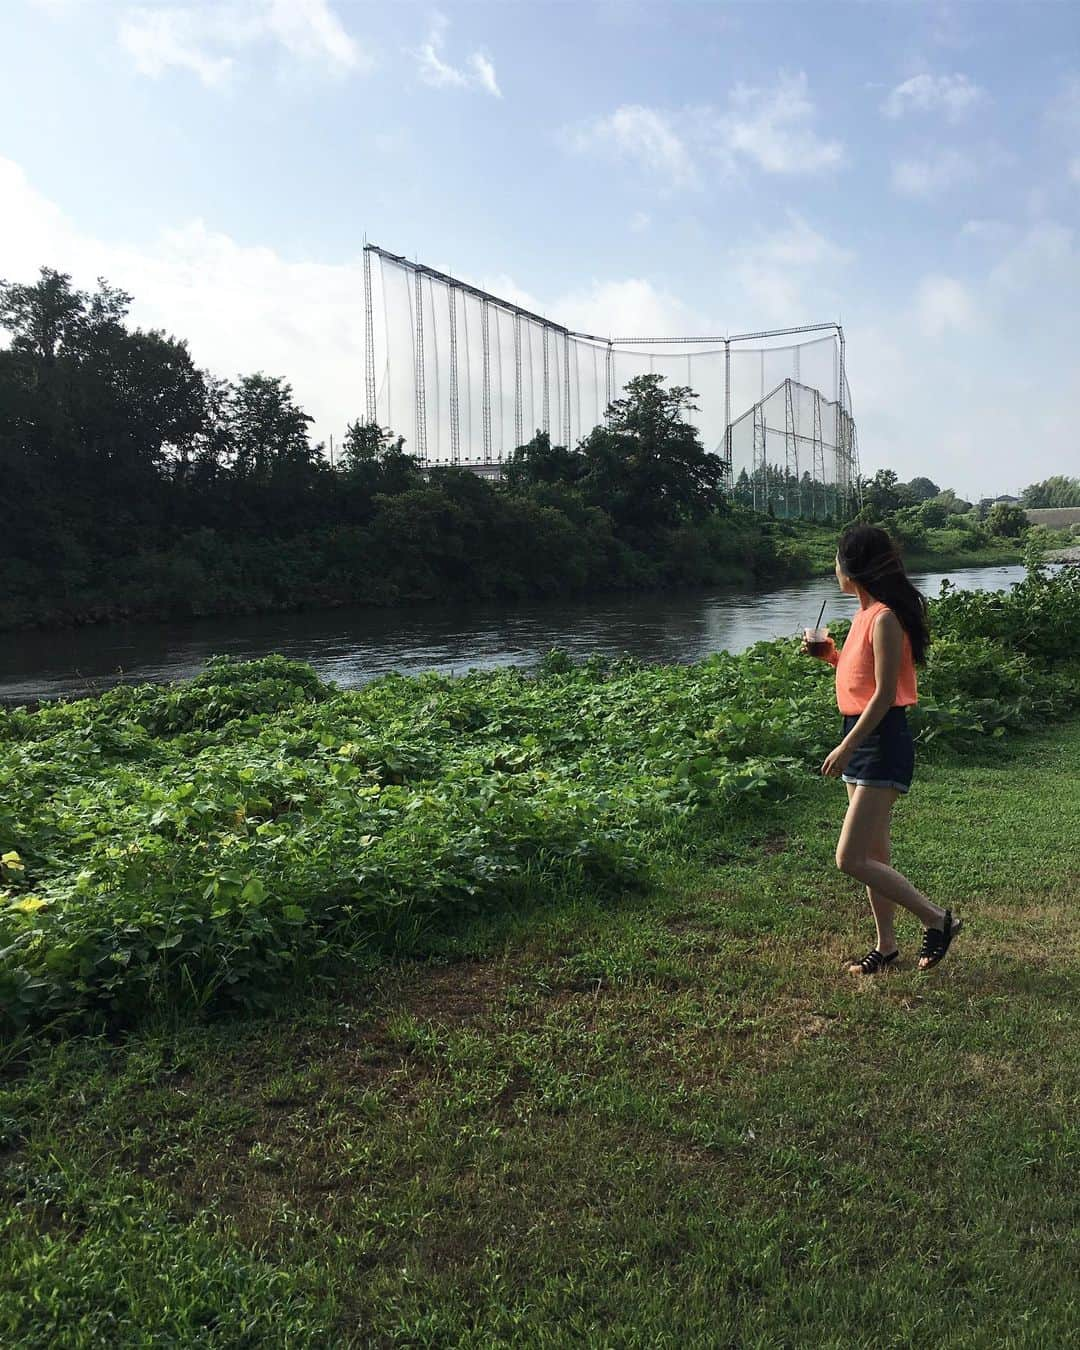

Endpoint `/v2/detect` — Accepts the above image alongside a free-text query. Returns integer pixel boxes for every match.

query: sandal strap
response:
[918,927,945,957]
[858,948,893,972]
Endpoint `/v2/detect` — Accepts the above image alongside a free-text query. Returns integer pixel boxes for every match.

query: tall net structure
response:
[363,244,859,515]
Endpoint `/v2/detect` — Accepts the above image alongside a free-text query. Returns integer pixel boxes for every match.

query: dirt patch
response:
[661,912,707,934]
[380,956,517,1025]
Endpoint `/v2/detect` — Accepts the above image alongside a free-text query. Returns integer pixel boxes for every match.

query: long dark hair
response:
[837,524,930,664]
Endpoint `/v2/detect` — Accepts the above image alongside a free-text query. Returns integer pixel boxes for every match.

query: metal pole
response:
[414,269,426,461]
[448,286,460,464]
[563,333,572,447]
[542,327,550,436]
[606,341,614,417]
[514,313,523,450]
[481,298,492,463]
[785,380,801,519]
[838,327,847,505]
[363,246,376,425]
[724,338,732,487]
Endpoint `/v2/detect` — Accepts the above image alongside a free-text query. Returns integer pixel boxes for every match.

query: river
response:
[0,564,1030,704]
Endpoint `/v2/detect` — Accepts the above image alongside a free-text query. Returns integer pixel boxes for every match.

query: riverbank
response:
[3,564,1077,1034]
[3,710,1077,1344]
[0,505,809,636]
[0,513,1038,639]
[784,518,1028,575]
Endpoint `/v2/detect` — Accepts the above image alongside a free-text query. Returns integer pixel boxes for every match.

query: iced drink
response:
[804,626,831,658]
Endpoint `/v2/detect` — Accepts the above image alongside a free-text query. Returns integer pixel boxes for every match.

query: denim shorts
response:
[840,705,915,793]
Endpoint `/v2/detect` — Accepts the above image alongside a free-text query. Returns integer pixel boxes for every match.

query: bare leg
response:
[843,783,897,966]
[836,786,947,955]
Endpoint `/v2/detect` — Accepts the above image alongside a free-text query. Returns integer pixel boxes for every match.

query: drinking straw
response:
[813,598,827,633]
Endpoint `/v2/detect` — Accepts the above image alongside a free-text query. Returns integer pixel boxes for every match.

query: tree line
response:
[0,267,819,630]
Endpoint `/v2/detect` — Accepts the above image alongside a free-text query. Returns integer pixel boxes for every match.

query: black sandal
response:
[848,947,899,975]
[917,909,963,970]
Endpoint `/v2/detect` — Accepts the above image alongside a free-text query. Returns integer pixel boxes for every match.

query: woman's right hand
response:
[800,637,837,661]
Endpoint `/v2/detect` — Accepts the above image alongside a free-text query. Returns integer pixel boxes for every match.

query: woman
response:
[802,524,962,974]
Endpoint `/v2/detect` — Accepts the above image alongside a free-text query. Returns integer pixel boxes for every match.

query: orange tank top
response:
[835,601,917,715]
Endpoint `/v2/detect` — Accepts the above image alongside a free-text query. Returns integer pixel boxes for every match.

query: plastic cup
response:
[804,626,831,657]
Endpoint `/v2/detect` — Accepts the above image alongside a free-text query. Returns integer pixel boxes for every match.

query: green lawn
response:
[2,717,1077,1346]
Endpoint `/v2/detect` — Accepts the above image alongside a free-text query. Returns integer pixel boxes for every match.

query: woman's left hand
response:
[821,744,853,777]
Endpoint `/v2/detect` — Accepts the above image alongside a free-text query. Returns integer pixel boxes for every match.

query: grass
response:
[2,718,1078,1347]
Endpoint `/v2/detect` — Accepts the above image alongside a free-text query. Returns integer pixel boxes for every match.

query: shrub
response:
[918,499,951,529]
[986,502,1029,538]
[2,567,1077,1034]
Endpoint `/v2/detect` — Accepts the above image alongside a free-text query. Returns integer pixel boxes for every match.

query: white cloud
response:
[557,278,705,340]
[264,0,360,70]
[568,106,698,190]
[710,72,845,174]
[729,213,852,326]
[567,73,842,189]
[485,215,850,338]
[119,9,236,86]
[881,73,984,121]
[915,275,976,336]
[0,156,366,449]
[468,52,501,99]
[891,147,976,197]
[117,1,366,87]
[629,211,651,232]
[412,12,501,97]
[5,155,1078,498]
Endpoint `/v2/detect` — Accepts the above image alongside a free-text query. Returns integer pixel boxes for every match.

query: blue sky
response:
[3,0,1079,497]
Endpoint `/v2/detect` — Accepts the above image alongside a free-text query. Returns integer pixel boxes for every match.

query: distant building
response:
[418,461,506,482]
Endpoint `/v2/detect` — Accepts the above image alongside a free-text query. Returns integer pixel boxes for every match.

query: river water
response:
[0,564,1029,704]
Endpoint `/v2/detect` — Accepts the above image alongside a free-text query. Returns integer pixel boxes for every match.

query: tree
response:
[917,498,951,528]
[903,476,940,502]
[0,267,209,548]
[1020,476,1080,508]
[0,269,206,485]
[928,488,973,515]
[575,374,725,538]
[861,468,904,518]
[224,374,314,481]
[0,266,106,363]
[503,430,583,490]
[985,502,1029,538]
[336,419,422,520]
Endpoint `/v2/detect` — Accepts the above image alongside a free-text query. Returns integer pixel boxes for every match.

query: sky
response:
[2,0,1079,499]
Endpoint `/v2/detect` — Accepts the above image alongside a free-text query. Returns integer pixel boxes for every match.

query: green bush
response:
[2,568,1078,1034]
[918,499,951,529]
[986,502,1030,538]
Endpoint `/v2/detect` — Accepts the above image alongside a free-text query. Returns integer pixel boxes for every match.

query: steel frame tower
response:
[413,269,426,460]
[447,285,460,464]
[363,246,376,425]
[361,243,857,512]
[480,298,492,464]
